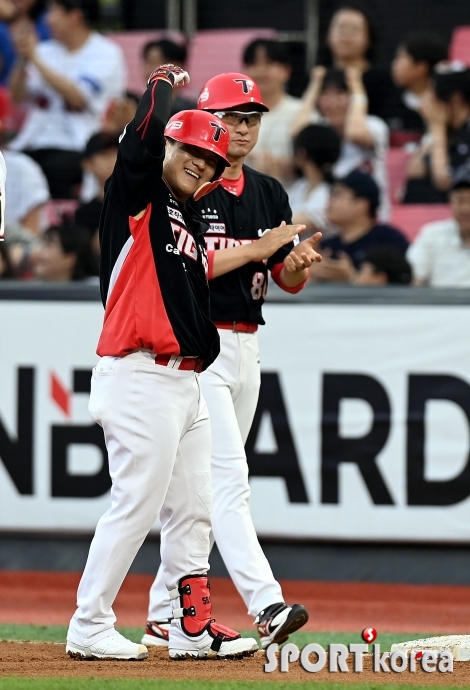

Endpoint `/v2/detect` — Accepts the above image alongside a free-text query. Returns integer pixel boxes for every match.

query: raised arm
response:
[343,67,375,148]
[291,66,326,138]
[113,64,189,216]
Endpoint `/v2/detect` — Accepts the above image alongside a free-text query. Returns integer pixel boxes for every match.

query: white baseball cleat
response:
[167,574,258,660]
[169,618,259,660]
[255,602,309,649]
[66,631,148,660]
[141,619,171,647]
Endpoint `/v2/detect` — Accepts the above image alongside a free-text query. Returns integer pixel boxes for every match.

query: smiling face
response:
[163,140,219,202]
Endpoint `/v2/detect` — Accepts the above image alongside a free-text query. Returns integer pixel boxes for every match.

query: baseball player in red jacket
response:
[143,73,322,650]
[66,65,267,661]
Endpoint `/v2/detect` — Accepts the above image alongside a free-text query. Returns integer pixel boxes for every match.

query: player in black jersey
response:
[67,64,260,662]
[144,73,322,650]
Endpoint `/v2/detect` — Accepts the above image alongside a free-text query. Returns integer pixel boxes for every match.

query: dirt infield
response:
[3,571,470,633]
[0,642,468,685]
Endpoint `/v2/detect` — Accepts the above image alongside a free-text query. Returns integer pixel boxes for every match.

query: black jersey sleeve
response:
[267,180,296,271]
[112,79,173,217]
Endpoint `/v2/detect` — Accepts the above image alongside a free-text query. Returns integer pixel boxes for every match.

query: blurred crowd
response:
[1,0,470,288]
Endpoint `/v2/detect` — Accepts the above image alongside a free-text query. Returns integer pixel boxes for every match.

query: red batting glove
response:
[147,63,190,88]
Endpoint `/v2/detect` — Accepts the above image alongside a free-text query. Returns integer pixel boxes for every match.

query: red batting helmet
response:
[197,73,269,112]
[164,110,231,200]
[164,110,231,168]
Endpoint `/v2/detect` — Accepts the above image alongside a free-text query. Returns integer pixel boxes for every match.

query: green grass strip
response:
[0,681,465,690]
[0,623,439,652]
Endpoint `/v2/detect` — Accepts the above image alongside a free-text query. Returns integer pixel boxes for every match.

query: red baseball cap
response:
[197,73,268,112]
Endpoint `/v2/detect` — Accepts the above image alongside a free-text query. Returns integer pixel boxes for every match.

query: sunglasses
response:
[213,111,263,127]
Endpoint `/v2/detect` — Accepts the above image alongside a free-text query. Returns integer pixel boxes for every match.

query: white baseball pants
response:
[148,329,284,620]
[68,351,212,645]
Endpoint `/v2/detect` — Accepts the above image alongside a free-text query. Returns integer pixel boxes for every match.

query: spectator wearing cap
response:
[33,221,93,280]
[0,81,50,235]
[242,38,302,183]
[313,170,408,282]
[8,0,126,199]
[0,0,50,86]
[141,39,196,115]
[75,131,119,235]
[390,32,448,147]
[289,123,341,235]
[404,62,470,203]
[292,65,390,220]
[354,246,412,285]
[407,175,470,286]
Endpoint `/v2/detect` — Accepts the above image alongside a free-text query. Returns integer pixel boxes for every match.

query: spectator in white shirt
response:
[242,38,302,183]
[292,65,390,220]
[407,176,470,286]
[289,123,341,236]
[8,0,126,199]
[3,148,50,233]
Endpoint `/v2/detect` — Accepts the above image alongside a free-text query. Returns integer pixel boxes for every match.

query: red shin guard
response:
[171,575,240,650]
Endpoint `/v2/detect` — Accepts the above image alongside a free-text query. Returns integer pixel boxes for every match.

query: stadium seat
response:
[449,26,470,66]
[390,204,451,242]
[107,30,186,95]
[387,148,411,204]
[185,28,278,100]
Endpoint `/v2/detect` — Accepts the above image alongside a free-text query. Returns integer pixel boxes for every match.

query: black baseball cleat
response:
[255,602,309,648]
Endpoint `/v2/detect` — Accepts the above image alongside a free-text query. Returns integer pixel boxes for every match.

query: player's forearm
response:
[134,78,173,155]
[31,56,87,110]
[210,244,258,278]
[279,266,308,287]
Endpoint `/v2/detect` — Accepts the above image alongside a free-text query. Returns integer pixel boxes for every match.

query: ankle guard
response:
[169,575,241,651]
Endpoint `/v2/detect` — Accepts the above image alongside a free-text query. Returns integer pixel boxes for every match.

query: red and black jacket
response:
[97,78,220,370]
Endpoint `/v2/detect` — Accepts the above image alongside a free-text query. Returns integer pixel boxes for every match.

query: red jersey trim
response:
[220,170,245,197]
[271,262,307,294]
[207,249,216,280]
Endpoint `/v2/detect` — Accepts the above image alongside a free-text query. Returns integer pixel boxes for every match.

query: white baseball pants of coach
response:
[148,329,284,620]
[68,350,212,646]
